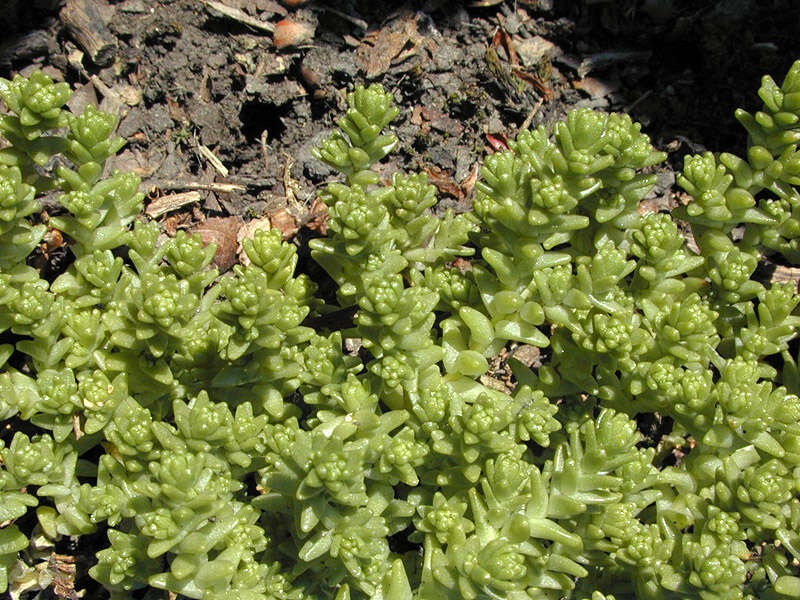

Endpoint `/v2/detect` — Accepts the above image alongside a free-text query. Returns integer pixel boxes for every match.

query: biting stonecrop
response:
[2,61,800,599]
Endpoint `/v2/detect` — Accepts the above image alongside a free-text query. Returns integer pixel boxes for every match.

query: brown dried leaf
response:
[511,67,553,100]
[191,216,243,271]
[486,133,509,152]
[356,13,419,79]
[269,208,299,239]
[236,216,272,266]
[160,212,193,236]
[166,97,190,126]
[511,344,541,368]
[572,76,618,100]
[423,165,463,201]
[491,26,518,66]
[304,197,329,235]
[460,162,481,198]
[450,257,473,272]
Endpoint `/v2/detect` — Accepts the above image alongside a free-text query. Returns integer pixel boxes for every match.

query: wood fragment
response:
[60,0,117,67]
[260,130,270,170]
[282,151,300,205]
[152,181,247,193]
[146,191,203,218]
[518,98,544,131]
[200,0,275,33]
[197,144,229,177]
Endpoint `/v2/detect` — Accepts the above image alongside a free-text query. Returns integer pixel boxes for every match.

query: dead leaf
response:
[450,257,473,272]
[356,12,420,79]
[166,97,190,127]
[485,133,509,152]
[48,554,79,600]
[460,162,481,198]
[510,67,553,100]
[269,208,299,239]
[236,216,272,265]
[304,197,329,235]
[423,165,463,200]
[161,213,191,236]
[107,148,154,179]
[191,216,243,271]
[66,81,98,115]
[511,344,541,368]
[573,76,618,100]
[491,26,518,66]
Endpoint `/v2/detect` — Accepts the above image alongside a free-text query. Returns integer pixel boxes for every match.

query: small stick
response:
[197,144,229,177]
[518,98,543,132]
[152,181,247,193]
[200,0,275,33]
[260,130,270,170]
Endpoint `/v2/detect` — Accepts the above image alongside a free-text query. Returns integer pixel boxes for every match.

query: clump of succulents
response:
[1,61,800,599]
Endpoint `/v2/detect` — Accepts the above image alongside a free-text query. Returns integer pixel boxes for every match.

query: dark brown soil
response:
[5,0,800,236]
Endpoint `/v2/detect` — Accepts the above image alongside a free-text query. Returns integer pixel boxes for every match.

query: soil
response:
[4,0,800,245]
[2,0,800,598]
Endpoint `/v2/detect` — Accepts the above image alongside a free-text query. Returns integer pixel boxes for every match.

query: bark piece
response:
[60,0,116,67]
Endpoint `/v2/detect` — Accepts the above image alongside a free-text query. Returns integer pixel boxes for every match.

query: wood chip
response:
[152,181,247,193]
[145,191,202,218]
